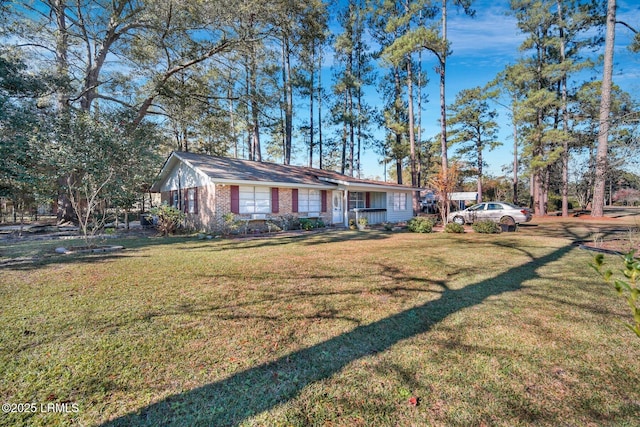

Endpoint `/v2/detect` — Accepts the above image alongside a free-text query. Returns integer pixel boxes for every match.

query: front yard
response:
[1,216,639,426]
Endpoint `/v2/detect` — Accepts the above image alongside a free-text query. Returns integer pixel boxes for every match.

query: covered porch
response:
[346,191,387,225]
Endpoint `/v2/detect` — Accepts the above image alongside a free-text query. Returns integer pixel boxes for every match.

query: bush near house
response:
[147,203,185,236]
[444,222,465,233]
[408,216,434,233]
[472,220,501,234]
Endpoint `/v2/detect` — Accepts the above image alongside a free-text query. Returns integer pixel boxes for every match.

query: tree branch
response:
[616,20,638,34]
[131,39,234,128]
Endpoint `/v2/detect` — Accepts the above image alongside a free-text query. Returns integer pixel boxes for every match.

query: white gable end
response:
[159,160,210,192]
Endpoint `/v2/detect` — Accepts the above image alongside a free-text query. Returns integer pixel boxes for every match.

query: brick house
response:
[150,152,417,231]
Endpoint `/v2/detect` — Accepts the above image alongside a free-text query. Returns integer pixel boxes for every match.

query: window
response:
[348,192,365,210]
[392,192,407,211]
[298,189,322,212]
[187,188,198,214]
[487,203,502,211]
[239,186,271,214]
[170,190,179,209]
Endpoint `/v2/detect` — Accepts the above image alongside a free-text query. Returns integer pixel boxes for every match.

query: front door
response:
[332,191,343,224]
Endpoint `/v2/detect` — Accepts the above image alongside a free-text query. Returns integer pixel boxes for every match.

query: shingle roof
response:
[153,151,416,191]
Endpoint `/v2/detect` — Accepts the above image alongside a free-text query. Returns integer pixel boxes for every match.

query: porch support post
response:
[343,189,349,227]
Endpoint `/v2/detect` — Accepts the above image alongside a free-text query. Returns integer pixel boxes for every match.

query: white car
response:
[448,202,532,225]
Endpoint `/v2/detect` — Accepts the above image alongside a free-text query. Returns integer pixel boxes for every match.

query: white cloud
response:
[447,2,526,59]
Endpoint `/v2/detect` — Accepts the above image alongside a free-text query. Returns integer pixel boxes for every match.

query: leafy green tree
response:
[4,0,261,221]
[492,63,529,204]
[381,0,474,214]
[570,79,635,210]
[333,0,372,176]
[51,109,161,239]
[0,50,56,222]
[509,0,605,216]
[448,86,501,203]
[293,0,329,168]
[368,0,411,184]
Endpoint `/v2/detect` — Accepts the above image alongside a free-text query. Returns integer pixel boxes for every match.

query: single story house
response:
[150,151,418,231]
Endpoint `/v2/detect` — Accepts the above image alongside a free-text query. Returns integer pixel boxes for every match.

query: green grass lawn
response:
[1,224,639,426]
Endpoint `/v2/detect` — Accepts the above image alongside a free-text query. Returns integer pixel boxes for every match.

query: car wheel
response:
[453,216,465,225]
[499,216,515,226]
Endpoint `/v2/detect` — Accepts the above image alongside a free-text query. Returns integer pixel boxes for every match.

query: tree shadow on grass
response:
[0,235,193,271]
[99,243,573,427]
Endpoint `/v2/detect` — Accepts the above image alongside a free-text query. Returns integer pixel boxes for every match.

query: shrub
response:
[472,220,501,234]
[408,217,433,233]
[549,195,575,211]
[148,203,185,236]
[265,221,282,233]
[444,222,465,233]
[299,218,314,231]
[216,212,240,235]
[591,250,640,338]
[299,218,325,231]
[357,217,368,230]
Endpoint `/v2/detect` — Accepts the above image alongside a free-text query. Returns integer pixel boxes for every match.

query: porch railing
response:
[350,208,387,225]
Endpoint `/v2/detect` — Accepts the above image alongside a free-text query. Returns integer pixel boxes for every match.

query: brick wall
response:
[214,184,230,221]
[159,185,334,232]
[211,185,332,228]
[279,188,293,215]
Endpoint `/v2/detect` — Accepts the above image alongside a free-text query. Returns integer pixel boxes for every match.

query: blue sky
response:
[318,0,640,181]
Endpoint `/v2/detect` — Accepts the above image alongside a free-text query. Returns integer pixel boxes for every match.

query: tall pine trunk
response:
[394,65,403,185]
[592,0,615,217]
[407,60,417,188]
[558,0,570,217]
[318,52,323,170]
[281,37,293,165]
[52,0,75,224]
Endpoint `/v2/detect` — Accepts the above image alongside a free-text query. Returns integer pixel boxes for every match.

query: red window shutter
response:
[292,189,298,213]
[184,189,189,213]
[230,185,240,214]
[365,192,371,208]
[193,188,198,214]
[271,188,279,213]
[321,190,327,212]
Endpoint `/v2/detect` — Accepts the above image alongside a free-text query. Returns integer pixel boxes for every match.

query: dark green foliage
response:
[148,204,185,236]
[299,218,325,231]
[444,222,465,233]
[300,218,314,231]
[407,217,433,233]
[472,220,501,234]
[0,51,57,211]
[548,195,574,211]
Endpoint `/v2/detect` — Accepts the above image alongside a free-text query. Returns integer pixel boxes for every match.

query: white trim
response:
[318,177,419,192]
[210,178,335,190]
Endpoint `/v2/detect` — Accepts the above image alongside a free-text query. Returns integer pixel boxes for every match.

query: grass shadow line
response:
[99,244,574,427]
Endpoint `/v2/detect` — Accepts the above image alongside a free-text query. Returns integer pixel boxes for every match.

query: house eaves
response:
[318,177,420,192]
